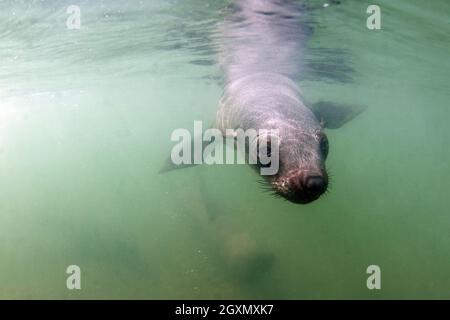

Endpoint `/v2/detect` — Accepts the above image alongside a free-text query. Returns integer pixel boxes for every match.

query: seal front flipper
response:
[159,136,210,173]
[311,101,367,129]
[159,131,225,174]
[158,147,200,173]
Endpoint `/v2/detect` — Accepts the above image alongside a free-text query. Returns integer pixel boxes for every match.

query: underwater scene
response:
[0,0,449,299]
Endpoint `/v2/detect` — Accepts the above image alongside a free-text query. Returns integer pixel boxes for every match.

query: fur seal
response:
[215,0,365,203]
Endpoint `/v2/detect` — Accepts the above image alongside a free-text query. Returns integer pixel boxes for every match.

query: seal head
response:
[269,131,329,204]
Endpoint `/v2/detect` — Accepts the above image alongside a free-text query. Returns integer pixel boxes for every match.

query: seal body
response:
[216,0,329,203]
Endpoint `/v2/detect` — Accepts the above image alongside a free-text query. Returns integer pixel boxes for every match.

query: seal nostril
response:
[305,176,326,195]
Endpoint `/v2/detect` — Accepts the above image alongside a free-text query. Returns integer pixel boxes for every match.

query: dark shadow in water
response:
[226,250,276,284]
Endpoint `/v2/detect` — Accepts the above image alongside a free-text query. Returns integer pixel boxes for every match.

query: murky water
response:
[0,0,449,299]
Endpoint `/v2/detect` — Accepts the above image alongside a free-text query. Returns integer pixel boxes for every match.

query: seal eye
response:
[257,140,272,167]
[319,135,329,159]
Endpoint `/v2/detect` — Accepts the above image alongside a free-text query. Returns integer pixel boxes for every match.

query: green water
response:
[0,0,449,299]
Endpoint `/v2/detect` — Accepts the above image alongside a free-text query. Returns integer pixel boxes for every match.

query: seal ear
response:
[311,101,367,129]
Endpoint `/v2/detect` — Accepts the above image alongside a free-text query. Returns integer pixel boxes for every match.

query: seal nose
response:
[304,175,327,199]
[276,171,329,204]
